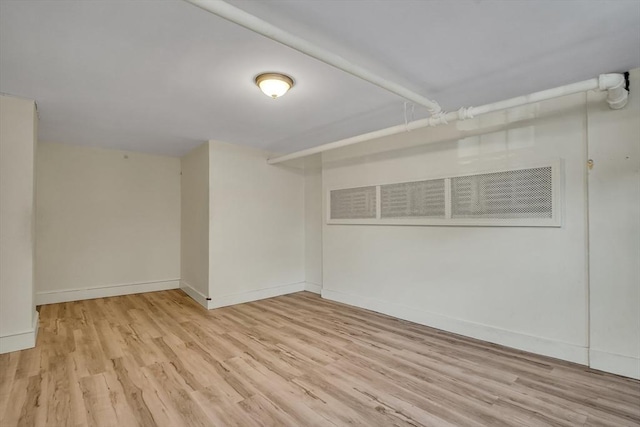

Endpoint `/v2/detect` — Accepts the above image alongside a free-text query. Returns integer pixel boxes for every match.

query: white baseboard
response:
[0,311,39,354]
[209,281,307,309]
[180,280,211,309]
[36,279,180,305]
[321,289,588,365]
[304,282,322,294]
[589,349,640,380]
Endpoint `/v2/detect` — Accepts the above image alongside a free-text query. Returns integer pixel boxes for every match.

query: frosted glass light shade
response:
[255,73,294,99]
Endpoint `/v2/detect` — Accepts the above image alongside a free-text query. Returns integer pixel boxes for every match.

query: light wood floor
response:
[1,290,639,426]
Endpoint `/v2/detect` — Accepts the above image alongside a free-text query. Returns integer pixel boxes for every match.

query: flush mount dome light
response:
[255,73,294,99]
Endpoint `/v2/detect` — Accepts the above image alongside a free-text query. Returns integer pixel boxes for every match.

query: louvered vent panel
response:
[330,186,377,219]
[451,166,553,219]
[381,179,445,218]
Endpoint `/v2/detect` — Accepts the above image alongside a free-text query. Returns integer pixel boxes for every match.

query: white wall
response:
[180,142,210,306]
[35,142,181,304]
[322,93,591,364]
[208,140,305,307]
[587,69,640,379]
[304,154,323,293]
[0,95,38,353]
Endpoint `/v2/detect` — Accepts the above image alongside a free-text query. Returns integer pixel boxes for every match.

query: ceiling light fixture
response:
[255,73,294,99]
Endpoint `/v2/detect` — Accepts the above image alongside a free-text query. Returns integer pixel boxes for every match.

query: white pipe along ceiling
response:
[268,74,629,164]
[183,0,630,165]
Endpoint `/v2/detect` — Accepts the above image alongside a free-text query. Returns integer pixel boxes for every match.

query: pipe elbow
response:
[599,73,629,109]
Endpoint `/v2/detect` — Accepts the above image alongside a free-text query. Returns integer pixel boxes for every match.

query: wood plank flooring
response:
[1,290,639,426]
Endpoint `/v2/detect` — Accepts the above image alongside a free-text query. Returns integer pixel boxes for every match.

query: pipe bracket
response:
[457,107,475,121]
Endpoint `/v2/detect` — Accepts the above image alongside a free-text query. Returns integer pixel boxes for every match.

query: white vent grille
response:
[327,161,561,227]
[451,166,553,219]
[330,186,377,219]
[381,179,445,218]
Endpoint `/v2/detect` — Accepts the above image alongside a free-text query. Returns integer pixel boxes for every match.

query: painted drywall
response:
[304,154,323,292]
[587,69,640,379]
[0,95,38,353]
[180,142,210,305]
[322,93,591,364]
[208,140,305,306]
[35,142,181,304]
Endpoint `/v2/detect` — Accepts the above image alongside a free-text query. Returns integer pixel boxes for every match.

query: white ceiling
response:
[1,0,638,157]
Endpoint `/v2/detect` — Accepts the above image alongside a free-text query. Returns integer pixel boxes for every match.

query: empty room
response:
[1,0,639,426]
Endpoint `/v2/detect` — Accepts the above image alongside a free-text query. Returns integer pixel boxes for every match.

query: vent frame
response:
[329,185,377,220]
[326,159,563,227]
